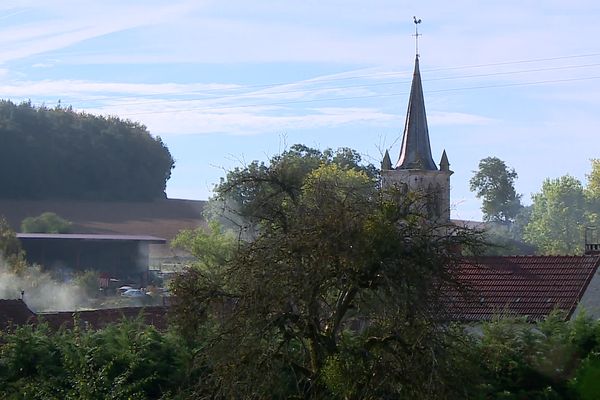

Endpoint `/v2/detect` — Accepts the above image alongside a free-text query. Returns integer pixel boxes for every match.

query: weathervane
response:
[413,16,422,57]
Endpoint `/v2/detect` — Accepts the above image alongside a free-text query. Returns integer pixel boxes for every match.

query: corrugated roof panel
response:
[17,233,166,243]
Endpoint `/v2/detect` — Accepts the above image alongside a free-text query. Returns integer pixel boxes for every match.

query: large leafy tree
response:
[172,145,481,399]
[204,144,379,237]
[524,175,589,255]
[470,157,522,223]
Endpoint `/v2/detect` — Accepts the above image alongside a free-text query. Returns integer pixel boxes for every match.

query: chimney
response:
[585,227,600,255]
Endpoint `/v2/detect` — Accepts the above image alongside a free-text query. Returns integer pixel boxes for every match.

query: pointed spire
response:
[381,150,392,171]
[396,56,437,171]
[439,149,450,171]
[381,149,392,170]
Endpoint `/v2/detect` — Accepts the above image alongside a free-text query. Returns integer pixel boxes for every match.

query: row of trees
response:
[2,310,600,399]
[470,157,600,254]
[0,100,174,201]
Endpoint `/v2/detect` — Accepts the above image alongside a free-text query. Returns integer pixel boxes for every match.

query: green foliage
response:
[4,288,600,399]
[574,356,600,400]
[470,157,523,223]
[21,212,72,233]
[0,320,194,399]
[0,216,27,274]
[586,159,600,200]
[0,100,174,201]
[172,147,483,399]
[524,175,589,254]
[586,159,600,224]
[73,269,100,298]
[171,220,236,270]
[472,310,600,399]
[206,144,379,234]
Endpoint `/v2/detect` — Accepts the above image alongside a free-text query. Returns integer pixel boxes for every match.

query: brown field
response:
[0,198,206,241]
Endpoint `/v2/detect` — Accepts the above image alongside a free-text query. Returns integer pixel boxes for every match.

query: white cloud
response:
[97,105,397,136]
[0,1,204,64]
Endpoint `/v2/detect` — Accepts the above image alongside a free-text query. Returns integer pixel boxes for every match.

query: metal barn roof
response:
[17,233,166,243]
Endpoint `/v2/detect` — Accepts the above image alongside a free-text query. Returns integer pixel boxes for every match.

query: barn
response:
[17,233,165,283]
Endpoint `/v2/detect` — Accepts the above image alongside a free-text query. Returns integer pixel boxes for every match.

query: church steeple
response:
[380,18,453,222]
[396,55,437,170]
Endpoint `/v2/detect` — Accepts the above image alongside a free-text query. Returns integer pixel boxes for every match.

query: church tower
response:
[381,46,452,222]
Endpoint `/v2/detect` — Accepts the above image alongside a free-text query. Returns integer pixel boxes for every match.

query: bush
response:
[0,320,194,399]
[21,212,72,233]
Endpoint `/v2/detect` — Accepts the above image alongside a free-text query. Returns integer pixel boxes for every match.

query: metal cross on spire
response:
[413,16,422,57]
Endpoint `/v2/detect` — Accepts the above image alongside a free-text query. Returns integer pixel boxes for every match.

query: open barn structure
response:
[17,233,165,283]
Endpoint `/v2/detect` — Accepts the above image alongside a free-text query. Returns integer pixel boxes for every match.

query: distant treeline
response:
[0,100,174,201]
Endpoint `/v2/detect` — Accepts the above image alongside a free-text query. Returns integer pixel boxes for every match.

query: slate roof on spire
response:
[381,149,392,170]
[396,56,438,170]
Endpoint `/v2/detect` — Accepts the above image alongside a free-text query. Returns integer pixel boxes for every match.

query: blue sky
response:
[1,0,600,220]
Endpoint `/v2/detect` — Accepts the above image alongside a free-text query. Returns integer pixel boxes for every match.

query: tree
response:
[524,175,589,255]
[21,212,72,233]
[470,157,522,223]
[171,146,481,399]
[204,144,379,236]
[586,159,600,224]
[586,159,600,200]
[0,216,27,273]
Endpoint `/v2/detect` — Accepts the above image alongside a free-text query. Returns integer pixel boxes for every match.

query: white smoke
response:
[0,256,90,312]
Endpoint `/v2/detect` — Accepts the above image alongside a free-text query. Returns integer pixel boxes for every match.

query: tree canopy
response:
[21,212,72,233]
[586,159,600,199]
[586,159,600,224]
[524,175,589,255]
[470,157,522,223]
[0,100,174,201]
[171,145,481,399]
[205,144,379,235]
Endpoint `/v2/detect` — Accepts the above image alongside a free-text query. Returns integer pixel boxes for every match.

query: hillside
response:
[0,198,205,242]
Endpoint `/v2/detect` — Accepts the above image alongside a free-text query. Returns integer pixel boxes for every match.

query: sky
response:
[1,0,600,220]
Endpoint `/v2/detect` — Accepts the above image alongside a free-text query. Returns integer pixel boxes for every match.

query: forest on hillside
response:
[0,100,174,201]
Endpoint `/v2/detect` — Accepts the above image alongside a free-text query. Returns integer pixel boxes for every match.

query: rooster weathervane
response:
[413,16,422,57]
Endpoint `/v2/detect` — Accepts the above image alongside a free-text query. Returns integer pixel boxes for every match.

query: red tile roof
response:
[0,299,168,331]
[38,306,169,331]
[450,255,600,322]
